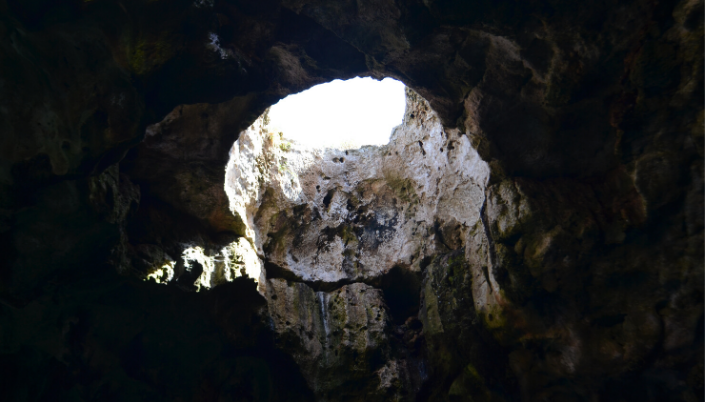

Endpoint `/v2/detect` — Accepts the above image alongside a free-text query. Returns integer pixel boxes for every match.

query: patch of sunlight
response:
[267,77,406,149]
[146,261,175,284]
[182,238,263,292]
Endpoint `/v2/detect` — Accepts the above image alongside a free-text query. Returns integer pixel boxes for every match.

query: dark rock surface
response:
[0,0,702,400]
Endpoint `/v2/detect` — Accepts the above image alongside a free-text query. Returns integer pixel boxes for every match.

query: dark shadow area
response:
[0,273,314,401]
[379,265,422,325]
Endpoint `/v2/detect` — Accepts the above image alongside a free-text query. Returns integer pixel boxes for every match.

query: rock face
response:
[266,279,395,400]
[0,0,702,401]
[227,89,488,284]
[224,89,489,399]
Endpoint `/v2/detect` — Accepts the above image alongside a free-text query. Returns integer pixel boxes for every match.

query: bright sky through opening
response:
[267,77,406,149]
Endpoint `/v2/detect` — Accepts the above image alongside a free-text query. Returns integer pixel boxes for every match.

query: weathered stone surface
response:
[224,82,702,401]
[219,89,488,398]
[266,279,398,400]
[226,89,488,288]
[0,0,702,400]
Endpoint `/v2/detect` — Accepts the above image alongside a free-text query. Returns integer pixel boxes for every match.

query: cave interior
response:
[0,0,703,401]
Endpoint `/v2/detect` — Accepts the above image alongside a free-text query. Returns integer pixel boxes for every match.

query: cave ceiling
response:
[0,0,702,401]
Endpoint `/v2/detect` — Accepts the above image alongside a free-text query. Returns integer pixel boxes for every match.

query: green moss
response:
[421,279,445,336]
[446,253,466,283]
[279,141,291,152]
[385,177,417,204]
[128,33,176,76]
[338,225,358,246]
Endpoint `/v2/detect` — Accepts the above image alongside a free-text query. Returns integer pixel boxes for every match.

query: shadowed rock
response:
[0,0,702,400]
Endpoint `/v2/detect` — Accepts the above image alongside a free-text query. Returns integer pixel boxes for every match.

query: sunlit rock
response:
[182,238,264,292]
[226,88,489,286]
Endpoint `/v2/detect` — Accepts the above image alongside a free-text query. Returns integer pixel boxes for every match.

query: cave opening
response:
[223,74,490,356]
[265,76,406,149]
[2,0,701,399]
[0,0,701,398]
[222,76,464,290]
[141,77,413,294]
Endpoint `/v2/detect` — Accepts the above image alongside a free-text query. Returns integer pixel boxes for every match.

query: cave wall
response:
[0,0,702,401]
[222,89,488,399]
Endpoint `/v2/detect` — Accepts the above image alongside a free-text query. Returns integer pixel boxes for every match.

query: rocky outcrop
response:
[222,82,702,401]
[266,279,396,400]
[227,89,488,284]
[0,0,702,400]
[220,88,490,398]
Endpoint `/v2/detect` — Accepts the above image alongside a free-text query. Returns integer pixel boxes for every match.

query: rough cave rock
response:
[0,0,702,401]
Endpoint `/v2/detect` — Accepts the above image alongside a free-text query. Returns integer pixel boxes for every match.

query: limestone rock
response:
[226,89,489,287]
[266,279,398,400]
[1,0,701,400]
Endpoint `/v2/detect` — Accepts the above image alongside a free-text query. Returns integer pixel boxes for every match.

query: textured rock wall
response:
[220,78,704,401]
[226,89,488,284]
[0,0,702,400]
[266,279,394,400]
[222,88,489,399]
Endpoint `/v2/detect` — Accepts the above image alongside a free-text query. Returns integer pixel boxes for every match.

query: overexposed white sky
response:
[267,77,406,149]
